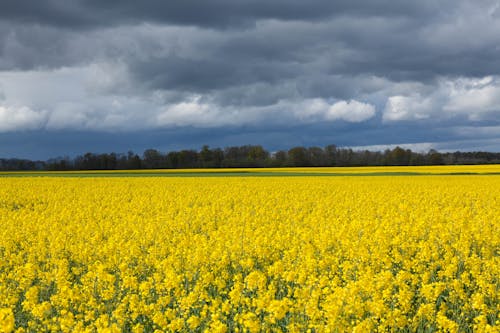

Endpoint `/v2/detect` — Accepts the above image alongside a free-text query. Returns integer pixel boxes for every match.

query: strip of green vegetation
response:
[1,171,499,177]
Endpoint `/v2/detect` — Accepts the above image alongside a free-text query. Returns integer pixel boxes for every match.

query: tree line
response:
[1,145,500,171]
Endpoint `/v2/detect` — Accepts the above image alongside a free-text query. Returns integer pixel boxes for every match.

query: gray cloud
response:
[0,1,444,29]
[1,0,500,157]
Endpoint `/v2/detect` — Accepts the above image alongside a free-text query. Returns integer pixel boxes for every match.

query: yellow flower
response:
[187,315,200,330]
[0,308,15,333]
[0,171,497,331]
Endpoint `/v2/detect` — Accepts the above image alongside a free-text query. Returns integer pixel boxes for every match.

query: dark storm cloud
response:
[0,0,441,29]
[1,0,500,157]
[131,54,300,93]
[2,0,500,80]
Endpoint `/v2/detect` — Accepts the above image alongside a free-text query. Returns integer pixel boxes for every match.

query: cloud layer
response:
[1,0,500,156]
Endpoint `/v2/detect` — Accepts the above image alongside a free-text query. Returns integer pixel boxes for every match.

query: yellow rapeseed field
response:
[0,174,499,332]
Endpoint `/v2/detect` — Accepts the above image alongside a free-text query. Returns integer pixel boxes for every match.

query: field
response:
[0,167,499,332]
[1,165,500,178]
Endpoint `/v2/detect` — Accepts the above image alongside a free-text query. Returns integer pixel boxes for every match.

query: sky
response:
[1,0,500,159]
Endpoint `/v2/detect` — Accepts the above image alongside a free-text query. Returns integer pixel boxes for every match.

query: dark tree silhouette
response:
[2,145,499,171]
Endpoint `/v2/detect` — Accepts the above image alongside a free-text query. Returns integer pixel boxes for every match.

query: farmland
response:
[0,168,499,332]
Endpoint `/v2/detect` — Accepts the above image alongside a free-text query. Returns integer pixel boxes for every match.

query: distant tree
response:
[212,148,224,168]
[388,146,411,165]
[178,150,199,168]
[223,146,250,167]
[143,149,163,169]
[325,144,337,166]
[336,148,354,166]
[409,151,425,165]
[103,153,117,169]
[200,145,213,167]
[273,150,287,166]
[127,151,142,169]
[81,153,98,169]
[288,146,310,166]
[223,146,241,167]
[428,149,444,165]
[199,146,224,168]
[308,147,327,166]
[357,150,375,166]
[248,145,268,160]
[2,143,499,171]
[247,145,269,167]
[166,151,180,168]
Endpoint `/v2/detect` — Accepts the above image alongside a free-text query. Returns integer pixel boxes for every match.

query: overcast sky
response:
[1,0,500,159]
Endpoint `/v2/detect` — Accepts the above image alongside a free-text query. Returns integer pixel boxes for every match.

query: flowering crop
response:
[0,175,499,332]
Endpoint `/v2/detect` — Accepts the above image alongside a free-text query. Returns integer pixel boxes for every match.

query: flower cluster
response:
[0,174,498,332]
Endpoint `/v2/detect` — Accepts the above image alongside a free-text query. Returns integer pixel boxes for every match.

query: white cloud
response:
[0,63,160,131]
[298,98,376,122]
[444,76,500,118]
[326,100,376,122]
[0,105,47,132]
[157,98,218,127]
[45,103,92,129]
[1,60,498,132]
[383,95,433,121]
[384,76,500,122]
[155,97,377,128]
